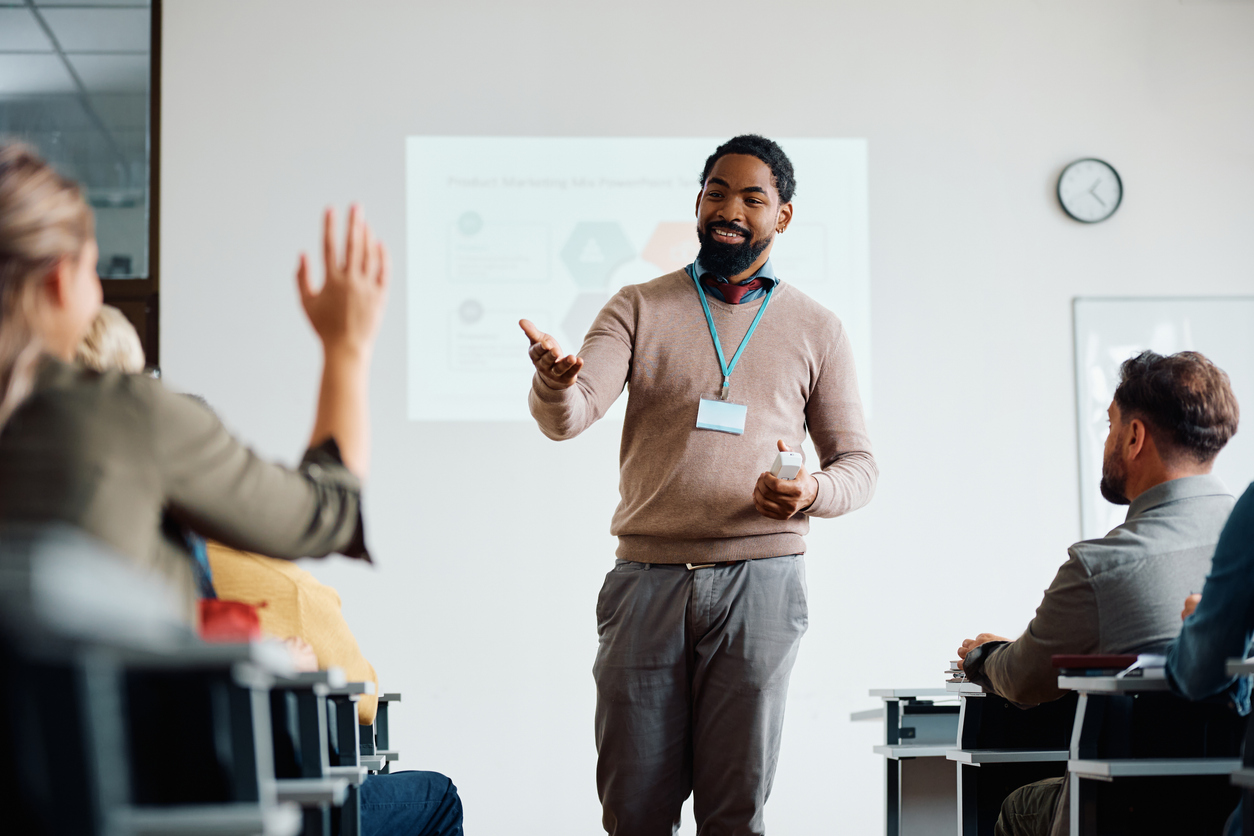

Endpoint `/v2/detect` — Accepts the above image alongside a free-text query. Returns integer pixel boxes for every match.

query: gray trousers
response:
[593,556,809,836]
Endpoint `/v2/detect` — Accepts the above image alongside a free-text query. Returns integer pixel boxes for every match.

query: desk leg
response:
[303,803,332,836]
[1070,774,1096,836]
[335,783,360,836]
[887,758,900,836]
[899,757,958,836]
[1245,789,1253,836]
[957,764,978,836]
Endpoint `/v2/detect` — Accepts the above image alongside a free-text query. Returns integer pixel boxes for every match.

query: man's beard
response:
[696,221,773,279]
[1099,449,1131,505]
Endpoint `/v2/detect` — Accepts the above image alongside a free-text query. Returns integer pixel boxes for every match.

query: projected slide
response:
[406,137,870,422]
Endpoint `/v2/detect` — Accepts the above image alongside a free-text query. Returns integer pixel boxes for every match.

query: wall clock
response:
[1057,158,1123,223]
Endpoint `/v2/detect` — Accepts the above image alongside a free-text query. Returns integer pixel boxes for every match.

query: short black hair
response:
[700,135,796,204]
[1113,350,1239,464]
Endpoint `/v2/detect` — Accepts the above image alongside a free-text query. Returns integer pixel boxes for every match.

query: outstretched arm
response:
[520,291,633,441]
[300,205,389,478]
[158,206,386,562]
[520,319,584,390]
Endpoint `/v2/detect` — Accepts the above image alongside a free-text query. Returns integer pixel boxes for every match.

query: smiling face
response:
[694,154,792,282]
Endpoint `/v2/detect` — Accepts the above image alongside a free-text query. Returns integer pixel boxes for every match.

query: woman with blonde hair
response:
[0,143,389,618]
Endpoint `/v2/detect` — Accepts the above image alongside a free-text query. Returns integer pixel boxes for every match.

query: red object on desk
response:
[199,598,264,642]
[1051,654,1139,669]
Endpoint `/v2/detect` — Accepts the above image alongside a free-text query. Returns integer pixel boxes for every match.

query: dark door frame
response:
[100,0,161,368]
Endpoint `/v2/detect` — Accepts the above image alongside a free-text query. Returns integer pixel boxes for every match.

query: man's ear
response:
[776,201,794,234]
[695,190,704,218]
[1125,417,1149,460]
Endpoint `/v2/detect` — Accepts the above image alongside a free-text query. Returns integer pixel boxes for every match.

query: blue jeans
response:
[359,771,463,836]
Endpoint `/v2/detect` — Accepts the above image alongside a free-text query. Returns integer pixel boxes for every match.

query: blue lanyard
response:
[688,264,775,401]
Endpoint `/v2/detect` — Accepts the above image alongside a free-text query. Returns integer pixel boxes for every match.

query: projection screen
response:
[406,136,871,423]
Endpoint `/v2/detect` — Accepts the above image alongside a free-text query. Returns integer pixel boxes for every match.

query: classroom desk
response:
[945,682,986,697]
[860,688,960,836]
[274,777,350,806]
[325,682,371,769]
[0,530,313,836]
[1227,659,1254,836]
[945,687,1076,836]
[1061,672,1243,836]
[1056,675,1171,693]
[268,668,356,836]
[102,643,306,836]
[327,765,370,785]
[362,691,403,767]
[360,754,388,772]
[108,802,303,836]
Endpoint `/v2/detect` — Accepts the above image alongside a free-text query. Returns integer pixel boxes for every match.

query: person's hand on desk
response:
[520,320,583,390]
[1181,593,1202,621]
[754,440,819,520]
[956,633,1009,670]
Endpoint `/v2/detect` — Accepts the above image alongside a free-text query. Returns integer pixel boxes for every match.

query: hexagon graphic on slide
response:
[560,222,634,289]
[642,222,699,274]
[562,292,609,345]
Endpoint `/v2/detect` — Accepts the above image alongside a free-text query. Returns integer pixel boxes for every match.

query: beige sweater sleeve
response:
[802,321,878,519]
[528,288,634,440]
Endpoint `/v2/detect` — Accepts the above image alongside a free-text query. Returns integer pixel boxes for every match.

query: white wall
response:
[160,2,1254,832]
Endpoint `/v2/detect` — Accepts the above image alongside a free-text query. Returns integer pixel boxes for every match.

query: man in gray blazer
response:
[955,349,1241,836]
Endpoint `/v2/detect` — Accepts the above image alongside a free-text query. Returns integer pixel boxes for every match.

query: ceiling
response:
[0,2,151,96]
[0,1,152,212]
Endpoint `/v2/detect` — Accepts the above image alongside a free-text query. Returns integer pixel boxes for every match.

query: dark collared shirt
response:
[693,256,778,304]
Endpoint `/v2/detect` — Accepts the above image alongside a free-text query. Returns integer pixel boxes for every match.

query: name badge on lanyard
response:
[688,265,775,436]
[696,397,748,435]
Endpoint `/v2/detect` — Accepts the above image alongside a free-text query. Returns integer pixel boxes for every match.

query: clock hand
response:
[1085,180,1108,208]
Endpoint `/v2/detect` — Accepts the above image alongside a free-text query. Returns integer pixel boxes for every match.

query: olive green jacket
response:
[0,359,368,620]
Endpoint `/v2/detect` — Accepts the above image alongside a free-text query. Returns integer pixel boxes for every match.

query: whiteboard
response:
[1074,297,1254,540]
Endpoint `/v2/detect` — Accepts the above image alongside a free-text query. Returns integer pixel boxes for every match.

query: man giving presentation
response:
[520,135,877,836]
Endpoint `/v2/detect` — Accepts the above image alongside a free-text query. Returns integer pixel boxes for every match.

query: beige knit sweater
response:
[529,268,877,563]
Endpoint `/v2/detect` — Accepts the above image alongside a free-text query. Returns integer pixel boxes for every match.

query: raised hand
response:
[299,205,389,478]
[298,204,389,358]
[753,439,819,520]
[520,319,583,390]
